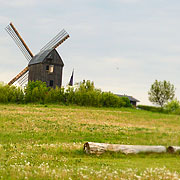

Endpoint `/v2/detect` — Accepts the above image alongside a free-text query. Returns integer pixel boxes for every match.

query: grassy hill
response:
[1,104,180,179]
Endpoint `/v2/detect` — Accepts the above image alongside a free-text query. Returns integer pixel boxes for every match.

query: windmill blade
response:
[40,29,70,51]
[17,71,29,85]
[6,27,32,61]
[5,22,33,62]
[20,75,28,86]
[18,72,29,86]
[8,66,29,85]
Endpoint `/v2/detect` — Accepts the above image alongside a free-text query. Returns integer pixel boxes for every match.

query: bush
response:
[71,80,132,108]
[0,80,132,108]
[138,100,180,115]
[24,81,49,103]
[164,99,180,113]
[119,97,132,107]
[100,92,128,107]
[0,83,24,103]
[72,80,102,107]
[137,105,165,113]
[65,86,76,105]
[45,87,65,104]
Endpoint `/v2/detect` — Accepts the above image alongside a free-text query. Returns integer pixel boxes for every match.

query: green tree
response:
[24,80,49,103]
[165,99,180,113]
[148,80,175,107]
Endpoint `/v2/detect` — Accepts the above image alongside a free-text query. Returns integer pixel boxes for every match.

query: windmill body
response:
[5,22,69,87]
[28,49,64,88]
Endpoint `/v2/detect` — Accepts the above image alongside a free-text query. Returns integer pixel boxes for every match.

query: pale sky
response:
[0,0,180,105]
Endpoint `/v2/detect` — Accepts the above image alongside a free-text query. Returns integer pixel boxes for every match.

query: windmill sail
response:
[5,22,34,85]
[18,71,29,86]
[5,23,33,62]
[5,22,70,87]
[40,29,69,51]
[8,66,29,85]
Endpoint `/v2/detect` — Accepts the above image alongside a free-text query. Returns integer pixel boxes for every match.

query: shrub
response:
[137,105,164,113]
[24,81,49,103]
[0,80,132,108]
[64,80,132,108]
[45,87,65,104]
[65,86,76,105]
[0,83,24,103]
[101,92,121,107]
[164,99,180,113]
[119,97,132,107]
[73,81,102,107]
[138,100,180,115]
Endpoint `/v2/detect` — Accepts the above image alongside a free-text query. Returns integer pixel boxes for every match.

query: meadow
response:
[1,104,180,179]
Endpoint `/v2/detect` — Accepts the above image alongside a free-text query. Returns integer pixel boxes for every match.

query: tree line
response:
[0,80,132,108]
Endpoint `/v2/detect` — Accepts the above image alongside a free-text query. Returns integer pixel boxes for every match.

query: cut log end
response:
[84,142,107,155]
[84,142,90,154]
[167,146,180,153]
[167,146,175,153]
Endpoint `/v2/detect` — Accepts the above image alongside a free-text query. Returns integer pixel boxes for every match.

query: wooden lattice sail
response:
[5,22,70,87]
[8,66,29,85]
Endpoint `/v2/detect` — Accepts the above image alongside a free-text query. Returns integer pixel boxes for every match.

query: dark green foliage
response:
[65,86,76,105]
[0,80,131,108]
[164,99,180,114]
[101,92,127,107]
[45,86,66,104]
[138,103,180,115]
[0,83,24,103]
[71,80,132,108]
[24,80,49,103]
[72,80,102,107]
[120,97,132,107]
[137,105,165,113]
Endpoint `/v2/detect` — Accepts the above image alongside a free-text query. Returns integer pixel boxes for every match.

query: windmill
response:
[5,22,69,88]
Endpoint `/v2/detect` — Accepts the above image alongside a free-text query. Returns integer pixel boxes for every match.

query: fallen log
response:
[167,146,180,153]
[84,142,166,155]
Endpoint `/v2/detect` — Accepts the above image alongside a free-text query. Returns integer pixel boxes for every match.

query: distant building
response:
[116,94,140,106]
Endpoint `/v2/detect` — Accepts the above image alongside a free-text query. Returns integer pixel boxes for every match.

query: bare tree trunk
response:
[84,142,166,155]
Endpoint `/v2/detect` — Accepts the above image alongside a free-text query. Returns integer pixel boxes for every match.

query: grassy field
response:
[0,104,180,179]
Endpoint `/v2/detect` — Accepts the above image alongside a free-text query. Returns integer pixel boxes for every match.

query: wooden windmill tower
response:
[5,22,69,88]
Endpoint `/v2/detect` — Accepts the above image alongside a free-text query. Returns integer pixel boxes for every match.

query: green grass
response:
[1,104,180,179]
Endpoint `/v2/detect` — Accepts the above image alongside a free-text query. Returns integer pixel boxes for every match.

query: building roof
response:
[116,94,140,102]
[28,48,53,65]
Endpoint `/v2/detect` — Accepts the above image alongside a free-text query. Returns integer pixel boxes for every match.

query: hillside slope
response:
[0,104,180,179]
